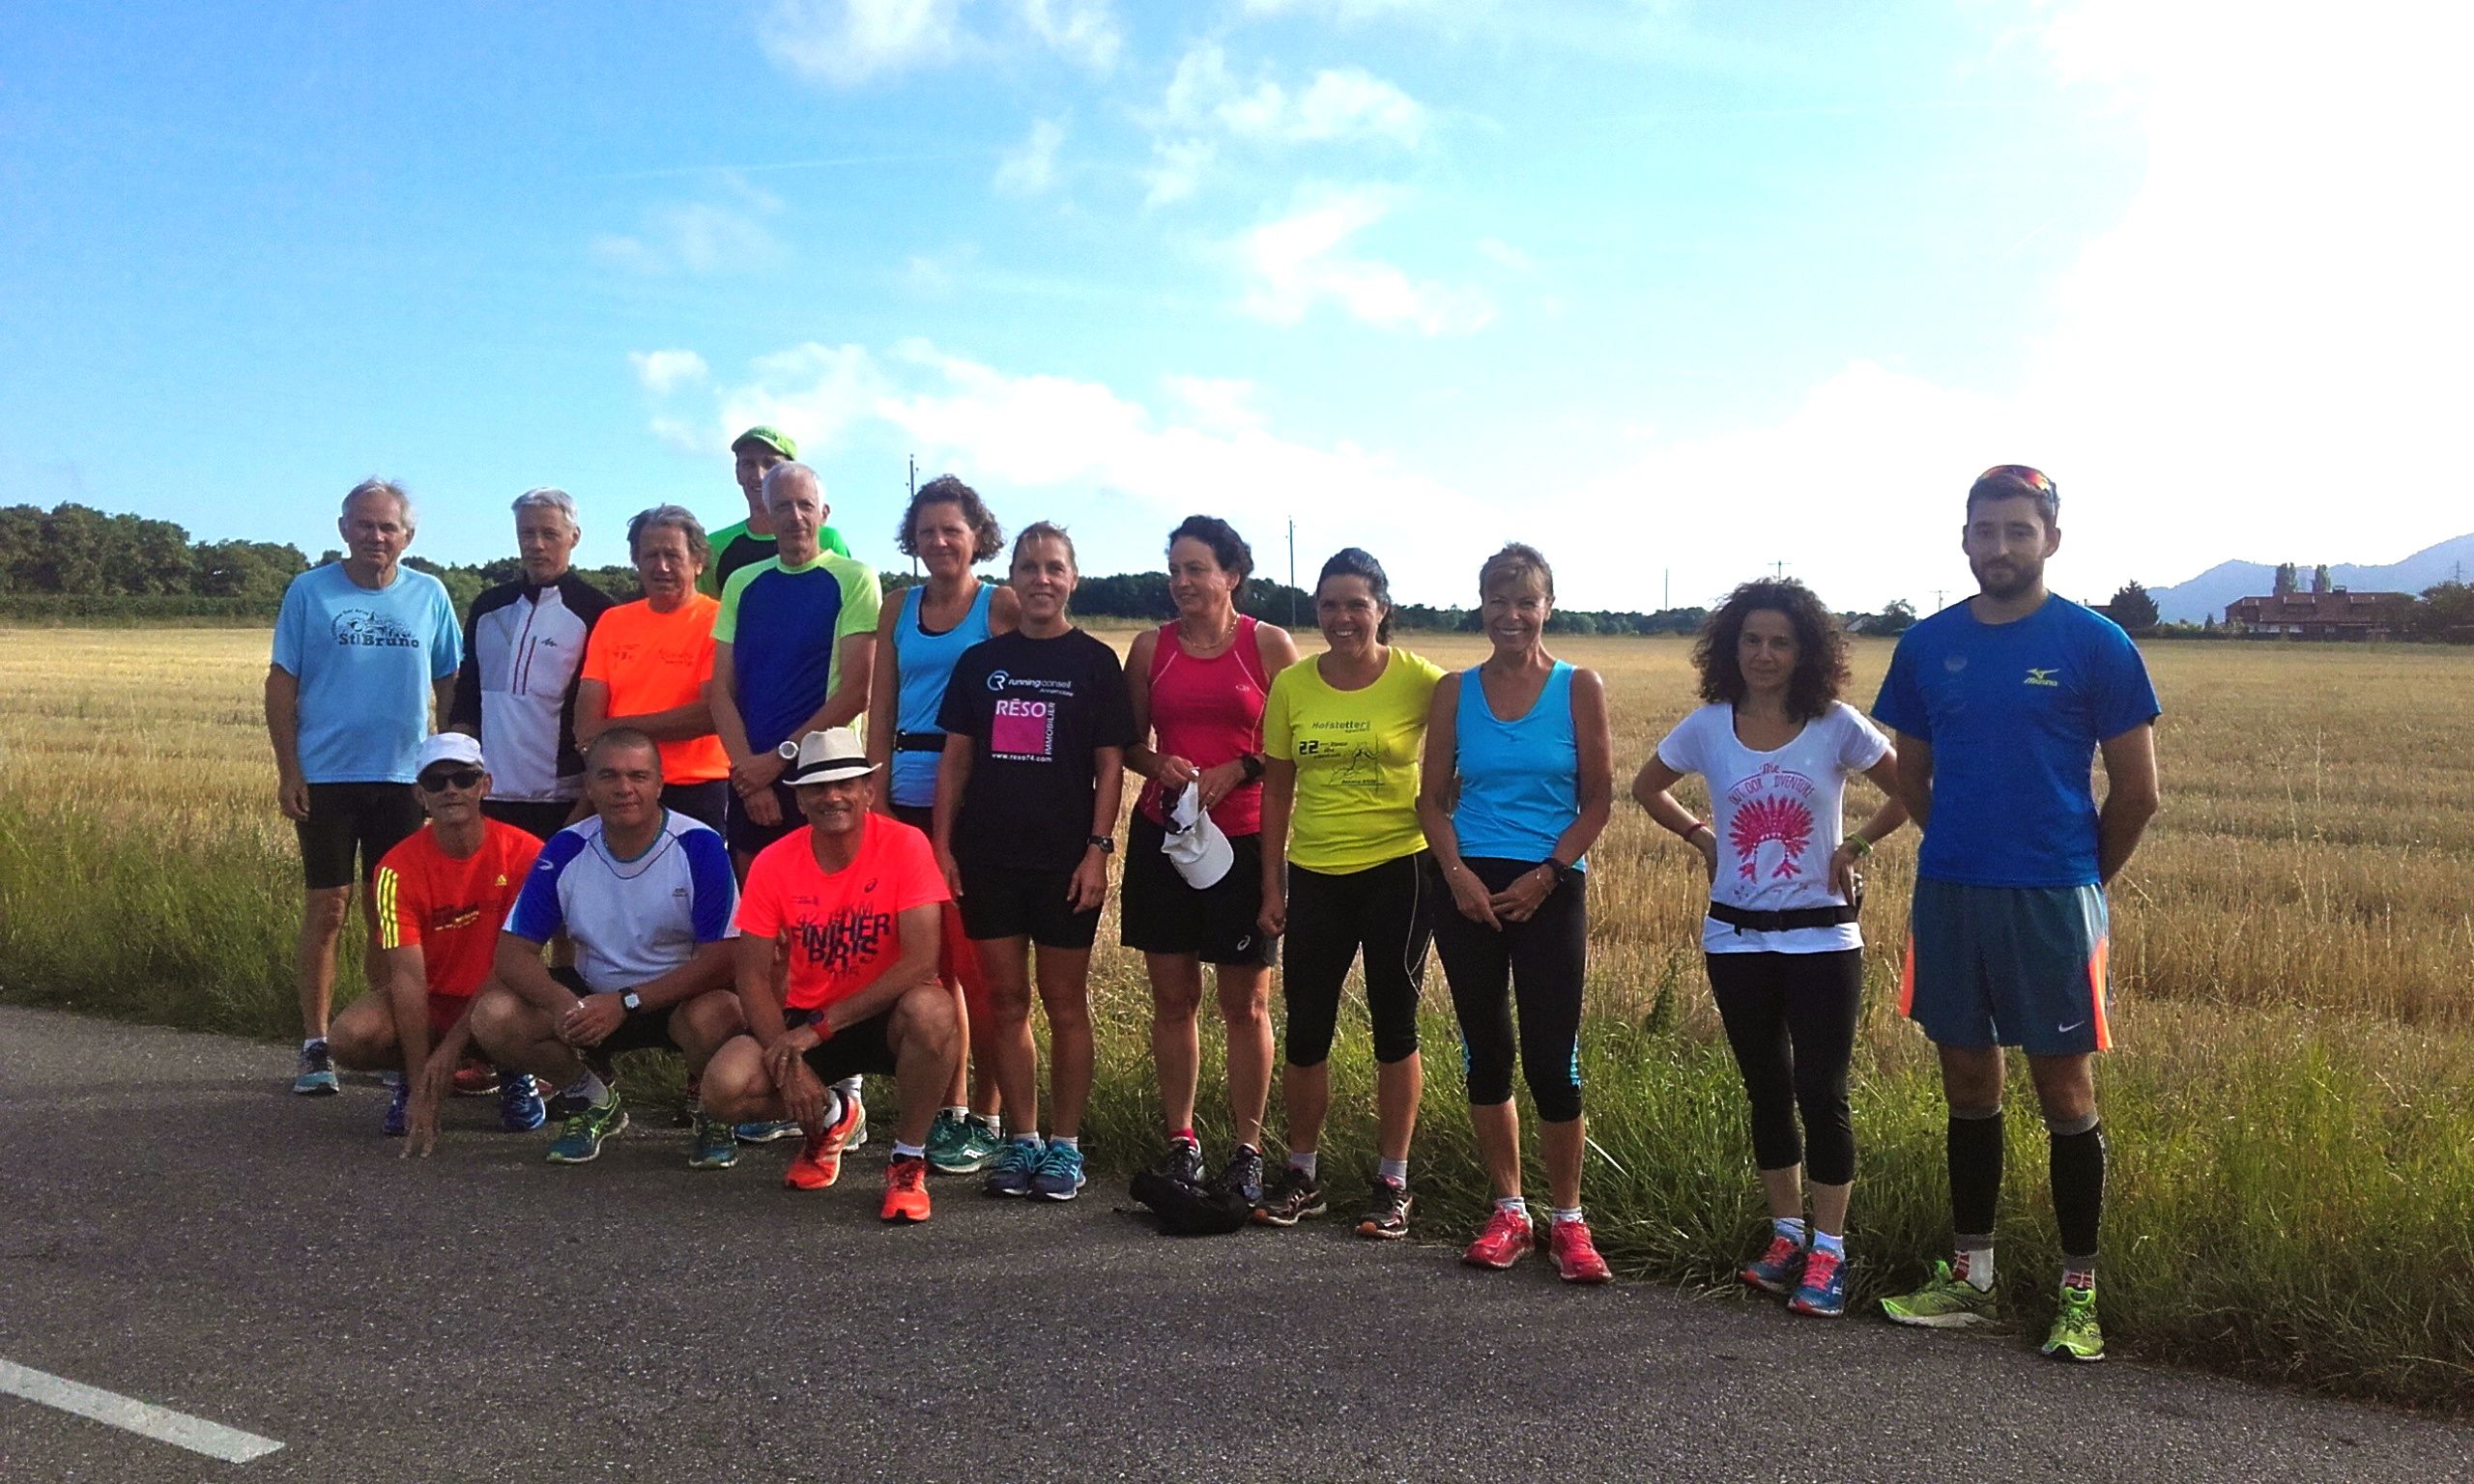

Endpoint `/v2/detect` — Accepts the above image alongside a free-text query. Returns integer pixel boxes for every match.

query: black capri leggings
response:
[1431,857,1587,1123]
[1281,851,1434,1069]
[1703,948,1863,1186]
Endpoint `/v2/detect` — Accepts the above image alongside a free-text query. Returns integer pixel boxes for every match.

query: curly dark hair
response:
[1166,514,1253,596]
[896,474,1005,563]
[1692,578,1850,722]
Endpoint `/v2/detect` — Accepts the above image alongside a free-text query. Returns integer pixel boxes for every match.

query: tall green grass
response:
[7,790,2469,1410]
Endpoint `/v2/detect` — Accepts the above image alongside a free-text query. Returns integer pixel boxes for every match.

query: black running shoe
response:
[1160,1136,1206,1186]
[1214,1146,1267,1209]
[1356,1177,1415,1241]
[1251,1164,1327,1226]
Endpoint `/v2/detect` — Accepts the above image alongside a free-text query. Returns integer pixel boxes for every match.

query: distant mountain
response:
[2147,531,2474,624]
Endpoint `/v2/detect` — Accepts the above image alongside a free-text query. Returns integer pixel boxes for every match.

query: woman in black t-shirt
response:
[934,522,1136,1204]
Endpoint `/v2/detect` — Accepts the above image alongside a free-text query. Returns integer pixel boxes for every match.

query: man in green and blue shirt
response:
[699,425,850,598]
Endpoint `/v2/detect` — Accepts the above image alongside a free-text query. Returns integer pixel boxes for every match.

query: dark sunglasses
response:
[417,768,485,793]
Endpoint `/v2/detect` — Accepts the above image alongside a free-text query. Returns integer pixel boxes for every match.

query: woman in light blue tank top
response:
[866,476,1020,1169]
[1415,542,1615,1281]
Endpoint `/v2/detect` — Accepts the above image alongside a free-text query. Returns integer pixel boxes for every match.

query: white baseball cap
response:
[1162,785,1233,890]
[416,731,485,774]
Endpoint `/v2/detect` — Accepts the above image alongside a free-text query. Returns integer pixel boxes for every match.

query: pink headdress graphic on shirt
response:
[1731,794,1815,881]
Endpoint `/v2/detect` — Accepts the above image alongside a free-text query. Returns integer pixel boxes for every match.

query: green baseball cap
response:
[731,425,797,460]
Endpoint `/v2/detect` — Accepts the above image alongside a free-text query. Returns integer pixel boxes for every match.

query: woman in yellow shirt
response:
[1254,549,1445,1238]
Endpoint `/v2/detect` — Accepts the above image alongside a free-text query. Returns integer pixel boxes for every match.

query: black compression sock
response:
[1948,1109,2005,1241]
[2050,1121,2106,1262]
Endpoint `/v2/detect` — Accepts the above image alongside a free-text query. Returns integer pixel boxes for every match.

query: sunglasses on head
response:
[417,768,485,793]
[1973,464,2057,494]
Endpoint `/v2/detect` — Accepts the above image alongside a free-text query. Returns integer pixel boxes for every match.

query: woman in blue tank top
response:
[866,475,1020,1173]
[1416,542,1615,1283]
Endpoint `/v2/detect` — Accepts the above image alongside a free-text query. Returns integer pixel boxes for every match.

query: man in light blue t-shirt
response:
[266,477,463,1096]
[1869,465,2161,1364]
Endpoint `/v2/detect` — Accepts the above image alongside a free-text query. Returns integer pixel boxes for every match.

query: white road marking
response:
[0,1357,283,1464]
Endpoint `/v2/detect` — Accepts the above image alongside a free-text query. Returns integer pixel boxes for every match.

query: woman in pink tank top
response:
[1124,515,1299,1207]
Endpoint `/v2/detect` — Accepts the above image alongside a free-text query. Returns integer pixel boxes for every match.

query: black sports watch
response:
[619,990,644,1014]
[1544,857,1576,888]
[1086,834,1116,855]
[1237,752,1266,784]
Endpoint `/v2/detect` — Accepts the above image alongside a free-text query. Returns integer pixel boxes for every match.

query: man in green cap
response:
[700,425,852,597]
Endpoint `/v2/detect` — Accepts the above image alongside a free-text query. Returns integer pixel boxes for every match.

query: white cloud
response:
[590,184,787,275]
[993,117,1067,197]
[1161,374,1266,435]
[1141,138,1216,207]
[759,0,965,86]
[1474,236,1533,272]
[760,0,1120,85]
[628,350,710,394]
[1234,188,1494,335]
[1021,0,1121,71]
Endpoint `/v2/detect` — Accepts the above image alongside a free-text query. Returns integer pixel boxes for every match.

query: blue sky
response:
[4,0,2466,611]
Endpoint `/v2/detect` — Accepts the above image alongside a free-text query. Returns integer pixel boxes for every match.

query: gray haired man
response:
[448,487,615,842]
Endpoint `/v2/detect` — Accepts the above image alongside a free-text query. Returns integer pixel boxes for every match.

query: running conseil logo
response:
[986,669,1011,692]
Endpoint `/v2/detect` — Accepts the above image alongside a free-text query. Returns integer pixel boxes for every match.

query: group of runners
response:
[267,442,2158,1362]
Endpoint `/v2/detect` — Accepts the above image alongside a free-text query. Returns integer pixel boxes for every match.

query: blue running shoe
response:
[1788,1245,1849,1317]
[545,1094,627,1164]
[1742,1230,1807,1296]
[382,1074,409,1137]
[1031,1141,1087,1202]
[499,1071,546,1132]
[293,1040,339,1097]
[734,1119,802,1145]
[984,1137,1044,1197]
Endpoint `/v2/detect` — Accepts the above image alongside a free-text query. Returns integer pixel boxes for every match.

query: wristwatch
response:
[1087,834,1116,854]
[619,990,643,1014]
[1544,856,1576,887]
[1238,752,1266,783]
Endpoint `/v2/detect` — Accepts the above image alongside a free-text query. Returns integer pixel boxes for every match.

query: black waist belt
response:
[1706,901,1859,933]
[894,731,945,754]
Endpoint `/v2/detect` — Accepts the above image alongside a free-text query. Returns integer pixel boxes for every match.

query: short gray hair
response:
[343,477,416,528]
[627,504,710,565]
[760,461,822,507]
[512,486,580,530]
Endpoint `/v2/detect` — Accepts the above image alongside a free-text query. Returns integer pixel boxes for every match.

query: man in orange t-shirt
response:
[331,732,543,1151]
[576,505,734,833]
[700,727,959,1222]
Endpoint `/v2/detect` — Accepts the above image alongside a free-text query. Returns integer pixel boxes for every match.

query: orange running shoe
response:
[782,1093,865,1191]
[880,1153,933,1223]
[1549,1216,1612,1285]
[451,1058,501,1097]
[1462,1205,1536,1270]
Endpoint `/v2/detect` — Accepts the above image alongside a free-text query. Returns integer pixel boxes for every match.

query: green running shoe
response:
[2041,1282,2105,1362]
[687,1109,739,1170]
[926,1110,994,1174]
[545,1094,627,1164]
[1880,1259,1997,1328]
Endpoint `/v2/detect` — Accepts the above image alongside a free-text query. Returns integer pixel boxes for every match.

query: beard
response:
[1971,555,2042,601]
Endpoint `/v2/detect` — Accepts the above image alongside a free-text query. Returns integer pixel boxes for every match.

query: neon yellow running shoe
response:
[2041,1282,2105,1362]
[1880,1259,1998,1328]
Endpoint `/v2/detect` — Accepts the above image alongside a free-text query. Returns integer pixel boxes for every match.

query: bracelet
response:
[1681,819,1712,842]
[1848,835,1874,858]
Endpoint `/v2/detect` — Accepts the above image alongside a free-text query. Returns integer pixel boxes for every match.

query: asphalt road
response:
[1,1005,2466,1483]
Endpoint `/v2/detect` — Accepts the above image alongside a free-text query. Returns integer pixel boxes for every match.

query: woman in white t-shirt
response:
[1630,578,1906,1319]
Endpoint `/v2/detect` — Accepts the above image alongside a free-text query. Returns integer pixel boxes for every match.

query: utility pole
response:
[1287,517,1298,627]
[1771,559,1788,579]
[1931,588,1946,612]
[1662,567,1670,611]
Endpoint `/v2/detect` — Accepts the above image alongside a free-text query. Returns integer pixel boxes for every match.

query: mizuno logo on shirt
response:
[2024,668,2060,687]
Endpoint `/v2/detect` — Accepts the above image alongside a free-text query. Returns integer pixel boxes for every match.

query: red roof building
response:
[2223,590,2409,641]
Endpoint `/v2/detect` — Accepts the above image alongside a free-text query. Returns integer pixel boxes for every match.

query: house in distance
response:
[2224,590,2412,641]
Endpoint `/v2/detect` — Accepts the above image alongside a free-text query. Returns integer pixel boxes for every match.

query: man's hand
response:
[1067,850,1108,913]
[403,1048,457,1158]
[733,750,788,797]
[769,1044,825,1129]
[560,992,626,1048]
[277,774,311,822]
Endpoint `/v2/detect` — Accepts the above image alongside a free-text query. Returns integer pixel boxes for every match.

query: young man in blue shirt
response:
[1871,465,2161,1362]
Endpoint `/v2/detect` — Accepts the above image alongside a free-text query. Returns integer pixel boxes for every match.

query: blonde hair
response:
[1478,542,1553,601]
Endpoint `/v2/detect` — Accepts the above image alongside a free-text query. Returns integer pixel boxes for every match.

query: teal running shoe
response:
[1788,1245,1849,1318]
[734,1119,801,1145]
[1880,1259,1997,1328]
[984,1137,1044,1197]
[545,1094,627,1164]
[926,1110,994,1174]
[687,1109,739,1170]
[1031,1141,1087,1202]
[293,1041,339,1097]
[2041,1282,2105,1361]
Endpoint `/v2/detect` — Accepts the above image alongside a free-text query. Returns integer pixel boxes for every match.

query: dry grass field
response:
[3,624,2471,1405]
